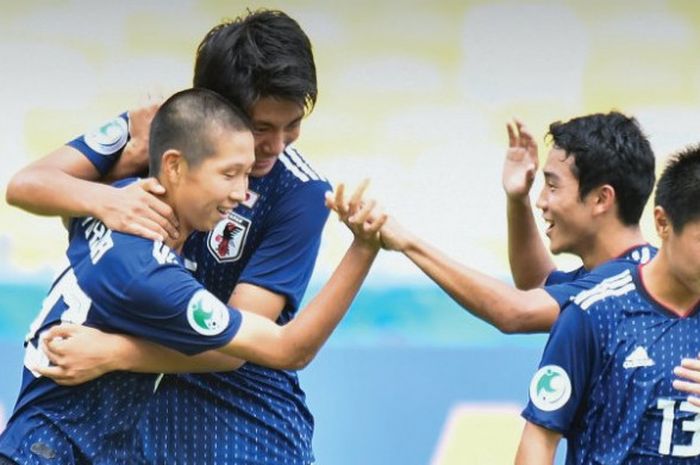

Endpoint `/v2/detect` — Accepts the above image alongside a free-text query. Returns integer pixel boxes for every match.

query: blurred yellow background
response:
[3,0,700,282]
[2,2,700,463]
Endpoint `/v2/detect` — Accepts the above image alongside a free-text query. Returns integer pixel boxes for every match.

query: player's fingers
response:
[675,364,700,383]
[139,177,166,195]
[33,364,68,380]
[366,212,388,234]
[688,396,700,408]
[334,184,348,218]
[143,201,179,239]
[41,336,65,360]
[126,221,165,243]
[348,179,370,213]
[673,379,700,396]
[350,198,376,225]
[44,323,78,341]
[507,122,516,147]
[324,191,338,211]
[680,357,700,373]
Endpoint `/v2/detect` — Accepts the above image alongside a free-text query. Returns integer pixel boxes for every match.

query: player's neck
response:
[642,252,699,316]
[579,223,646,270]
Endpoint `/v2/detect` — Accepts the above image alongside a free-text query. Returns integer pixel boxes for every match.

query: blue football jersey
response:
[523,265,700,464]
[68,115,331,465]
[544,243,656,308]
[0,179,242,465]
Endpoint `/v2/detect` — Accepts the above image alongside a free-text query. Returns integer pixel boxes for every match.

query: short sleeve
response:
[92,240,242,356]
[237,180,331,310]
[521,303,599,434]
[544,260,637,309]
[66,112,129,176]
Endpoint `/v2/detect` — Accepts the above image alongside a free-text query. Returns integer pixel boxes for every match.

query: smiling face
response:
[661,213,700,297]
[248,97,304,177]
[173,126,255,232]
[536,148,599,256]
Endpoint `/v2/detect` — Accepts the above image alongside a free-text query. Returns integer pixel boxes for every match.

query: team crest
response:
[207,212,251,262]
[242,189,259,209]
[84,116,129,155]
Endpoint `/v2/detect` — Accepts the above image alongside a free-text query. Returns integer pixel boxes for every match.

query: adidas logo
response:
[623,346,655,369]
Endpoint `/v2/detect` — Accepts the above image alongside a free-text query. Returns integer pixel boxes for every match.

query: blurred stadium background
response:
[2,1,700,463]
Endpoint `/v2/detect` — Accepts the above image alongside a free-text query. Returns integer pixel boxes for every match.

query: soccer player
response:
[354,112,656,333]
[515,144,700,464]
[0,88,385,465]
[6,10,335,464]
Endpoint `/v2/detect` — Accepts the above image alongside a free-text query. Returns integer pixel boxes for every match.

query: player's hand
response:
[503,118,539,201]
[33,324,121,385]
[325,179,387,251]
[673,354,700,407]
[104,93,163,181]
[95,177,179,242]
[376,215,413,252]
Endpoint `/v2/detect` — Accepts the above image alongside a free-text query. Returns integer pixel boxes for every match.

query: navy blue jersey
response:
[0,179,242,464]
[523,265,700,464]
[544,243,656,308]
[69,115,331,465]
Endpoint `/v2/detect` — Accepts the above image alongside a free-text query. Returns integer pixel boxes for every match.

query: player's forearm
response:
[507,196,555,289]
[402,235,555,333]
[6,164,108,219]
[116,335,245,373]
[514,422,560,465]
[223,240,378,370]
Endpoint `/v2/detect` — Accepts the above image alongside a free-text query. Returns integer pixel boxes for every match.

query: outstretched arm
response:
[38,182,385,382]
[378,215,558,333]
[5,101,178,241]
[503,119,555,289]
[514,422,561,465]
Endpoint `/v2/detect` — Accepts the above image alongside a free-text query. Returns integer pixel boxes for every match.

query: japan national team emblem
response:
[207,212,251,262]
[84,116,129,155]
[242,189,259,209]
[529,365,571,412]
[186,289,230,336]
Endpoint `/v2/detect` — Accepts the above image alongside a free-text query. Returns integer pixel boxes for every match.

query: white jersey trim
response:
[287,146,324,181]
[279,152,310,182]
[573,269,636,310]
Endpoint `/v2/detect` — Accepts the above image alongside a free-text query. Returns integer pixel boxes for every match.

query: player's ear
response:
[592,184,615,216]
[653,206,671,240]
[161,149,186,184]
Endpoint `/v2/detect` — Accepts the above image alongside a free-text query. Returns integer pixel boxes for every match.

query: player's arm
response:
[5,104,178,241]
[514,422,561,465]
[377,215,558,333]
[503,120,556,289]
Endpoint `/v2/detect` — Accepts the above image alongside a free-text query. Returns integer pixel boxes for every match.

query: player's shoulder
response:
[570,267,638,313]
[276,146,331,191]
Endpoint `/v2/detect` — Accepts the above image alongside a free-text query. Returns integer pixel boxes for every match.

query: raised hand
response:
[95,177,179,242]
[105,93,164,182]
[325,179,387,250]
[503,118,539,201]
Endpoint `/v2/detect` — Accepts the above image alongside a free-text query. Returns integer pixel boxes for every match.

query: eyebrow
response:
[543,171,560,182]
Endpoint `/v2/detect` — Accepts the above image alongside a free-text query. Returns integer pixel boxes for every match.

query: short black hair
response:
[654,144,700,232]
[148,88,251,176]
[193,9,317,114]
[547,111,655,225]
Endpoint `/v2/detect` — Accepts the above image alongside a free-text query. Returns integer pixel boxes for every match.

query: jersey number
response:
[23,268,92,377]
[657,398,700,457]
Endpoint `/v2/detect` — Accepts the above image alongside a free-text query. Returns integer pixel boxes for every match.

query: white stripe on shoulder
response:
[279,152,310,182]
[287,146,325,181]
[573,269,636,310]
